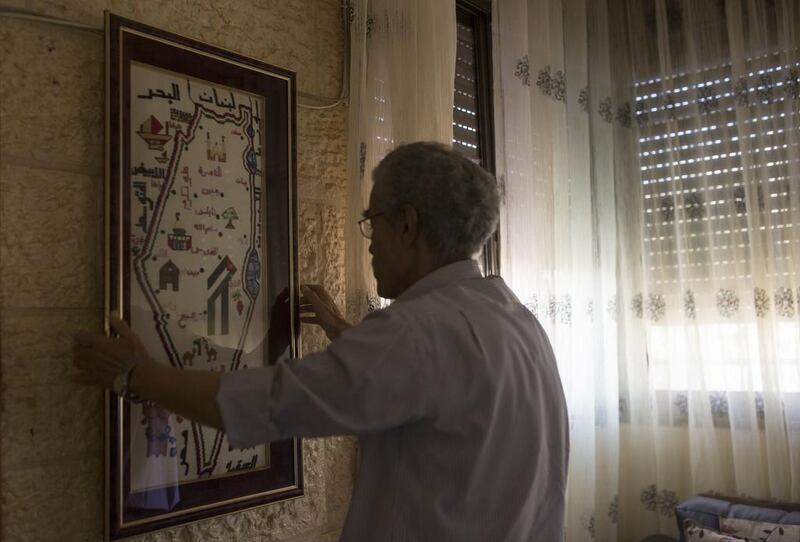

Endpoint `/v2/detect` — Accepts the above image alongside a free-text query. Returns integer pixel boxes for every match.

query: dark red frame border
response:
[106,13,302,540]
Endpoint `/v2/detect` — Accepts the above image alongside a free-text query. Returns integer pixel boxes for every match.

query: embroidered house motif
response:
[206,132,227,162]
[159,260,180,291]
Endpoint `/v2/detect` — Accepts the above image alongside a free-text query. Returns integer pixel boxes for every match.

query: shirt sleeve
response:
[216,307,433,448]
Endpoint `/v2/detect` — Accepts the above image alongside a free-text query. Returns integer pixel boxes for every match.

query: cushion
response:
[684,520,746,542]
[728,504,788,524]
[779,511,800,525]
[677,496,733,532]
[765,525,800,541]
[720,517,800,541]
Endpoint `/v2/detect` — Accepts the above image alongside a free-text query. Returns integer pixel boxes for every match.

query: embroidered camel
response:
[181,337,217,367]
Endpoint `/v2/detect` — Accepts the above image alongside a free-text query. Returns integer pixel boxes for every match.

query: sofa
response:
[674,494,800,541]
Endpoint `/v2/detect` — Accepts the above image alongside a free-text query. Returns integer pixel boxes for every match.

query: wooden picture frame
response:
[105,13,301,540]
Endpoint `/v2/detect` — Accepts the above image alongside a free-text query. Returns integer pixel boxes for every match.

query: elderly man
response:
[75,141,569,541]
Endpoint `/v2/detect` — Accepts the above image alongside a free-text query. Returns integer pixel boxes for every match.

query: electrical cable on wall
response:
[0,6,349,109]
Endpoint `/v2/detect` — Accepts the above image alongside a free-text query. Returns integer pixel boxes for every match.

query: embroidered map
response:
[127,62,269,495]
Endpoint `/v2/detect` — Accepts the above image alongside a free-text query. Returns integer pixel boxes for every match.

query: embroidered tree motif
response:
[754,393,766,425]
[359,141,367,179]
[365,16,375,38]
[221,207,239,229]
[733,77,750,107]
[684,192,706,220]
[756,73,774,104]
[709,391,729,417]
[584,514,596,539]
[586,299,594,320]
[558,295,572,325]
[536,65,552,96]
[578,86,590,112]
[514,55,530,87]
[697,86,719,115]
[631,293,644,319]
[660,196,675,222]
[659,490,679,517]
[646,293,666,322]
[717,288,740,318]
[754,287,770,318]
[607,295,618,321]
[616,102,632,127]
[599,96,613,123]
[551,70,566,102]
[635,100,650,128]
[784,67,800,100]
[662,93,677,121]
[641,484,659,511]
[232,290,244,316]
[673,391,689,416]
[525,296,539,318]
[608,496,619,524]
[684,290,696,319]
[547,295,558,322]
[775,286,795,318]
[733,185,747,214]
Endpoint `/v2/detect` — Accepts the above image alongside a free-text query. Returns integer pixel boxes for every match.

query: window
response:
[453,0,499,275]
[635,52,800,392]
[635,54,800,286]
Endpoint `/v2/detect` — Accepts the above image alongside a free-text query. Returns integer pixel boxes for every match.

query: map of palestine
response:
[127,61,270,497]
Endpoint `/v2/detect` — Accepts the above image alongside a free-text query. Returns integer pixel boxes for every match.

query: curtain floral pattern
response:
[345,0,456,320]
[495,0,800,540]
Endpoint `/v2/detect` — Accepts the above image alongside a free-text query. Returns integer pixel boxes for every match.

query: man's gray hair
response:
[372,141,499,262]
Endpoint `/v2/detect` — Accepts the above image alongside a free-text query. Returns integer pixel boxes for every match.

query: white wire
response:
[0,9,102,32]
[0,7,350,110]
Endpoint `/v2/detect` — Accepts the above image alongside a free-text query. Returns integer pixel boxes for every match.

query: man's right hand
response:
[300,285,352,341]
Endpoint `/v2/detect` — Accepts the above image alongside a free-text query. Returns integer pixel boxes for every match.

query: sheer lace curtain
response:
[495,0,800,540]
[345,0,456,320]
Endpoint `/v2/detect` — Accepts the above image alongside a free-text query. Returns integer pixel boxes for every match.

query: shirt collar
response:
[396,259,482,303]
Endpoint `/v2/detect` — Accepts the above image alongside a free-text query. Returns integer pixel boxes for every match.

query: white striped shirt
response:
[217,260,569,541]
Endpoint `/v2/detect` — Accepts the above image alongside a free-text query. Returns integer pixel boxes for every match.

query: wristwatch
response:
[112,365,135,396]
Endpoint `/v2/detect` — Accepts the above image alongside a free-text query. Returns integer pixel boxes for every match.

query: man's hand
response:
[73,315,152,391]
[300,285,352,341]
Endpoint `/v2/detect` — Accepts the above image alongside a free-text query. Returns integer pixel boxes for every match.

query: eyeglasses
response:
[357,211,384,239]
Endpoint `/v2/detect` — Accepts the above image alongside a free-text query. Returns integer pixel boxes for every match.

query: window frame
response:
[455,0,500,276]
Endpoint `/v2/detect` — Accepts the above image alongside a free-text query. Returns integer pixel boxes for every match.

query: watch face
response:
[112,370,128,395]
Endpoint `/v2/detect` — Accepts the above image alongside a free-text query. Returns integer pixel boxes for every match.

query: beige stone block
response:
[297,107,348,207]
[1,456,103,542]
[317,529,344,542]
[298,202,320,285]
[0,19,104,174]
[319,205,346,307]
[296,202,345,355]
[320,436,356,527]
[0,309,102,387]
[104,0,317,94]
[21,0,110,29]
[0,382,103,469]
[0,164,103,308]
[313,0,345,100]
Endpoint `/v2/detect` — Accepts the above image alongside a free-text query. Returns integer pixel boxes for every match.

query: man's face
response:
[367,183,410,299]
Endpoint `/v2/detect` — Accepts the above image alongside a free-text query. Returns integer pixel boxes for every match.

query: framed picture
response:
[105,13,301,540]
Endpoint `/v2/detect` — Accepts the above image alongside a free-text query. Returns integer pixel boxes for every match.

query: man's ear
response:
[398,203,420,246]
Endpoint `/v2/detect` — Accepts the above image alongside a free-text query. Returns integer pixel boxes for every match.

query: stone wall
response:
[0,1,355,540]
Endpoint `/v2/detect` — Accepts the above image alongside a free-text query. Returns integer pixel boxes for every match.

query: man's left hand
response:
[73,315,152,391]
